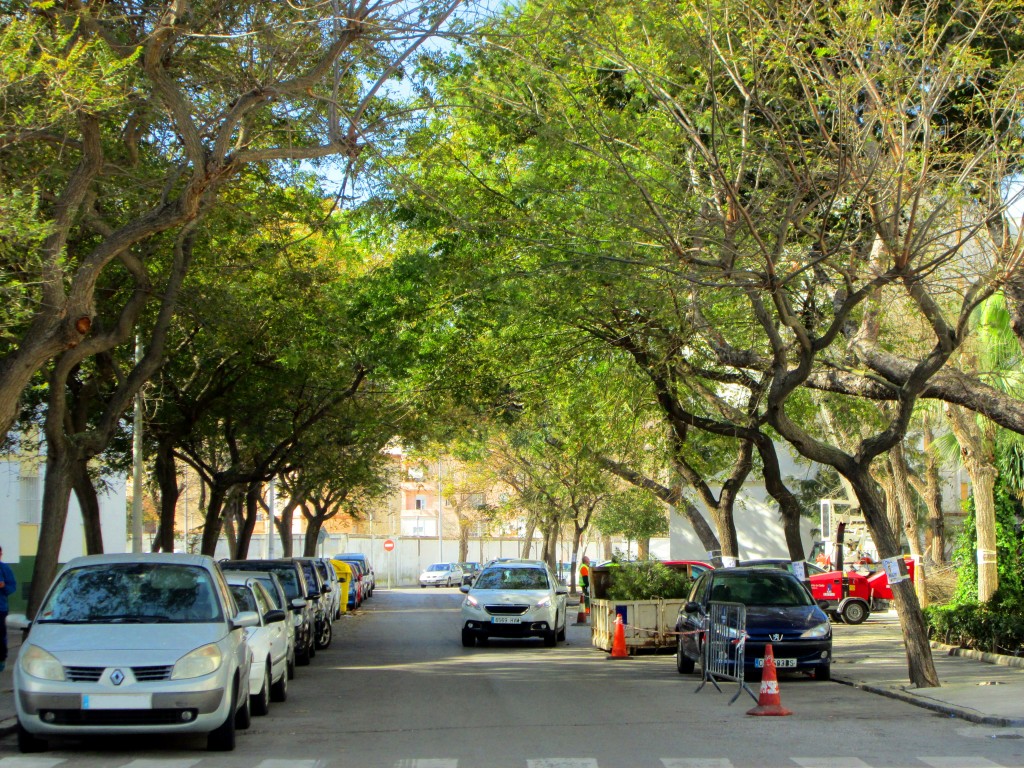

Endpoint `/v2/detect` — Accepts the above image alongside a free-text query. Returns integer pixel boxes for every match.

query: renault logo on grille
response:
[110,669,125,686]
[769,633,783,642]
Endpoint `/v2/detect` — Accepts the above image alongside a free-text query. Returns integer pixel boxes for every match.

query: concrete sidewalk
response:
[830,609,1024,727]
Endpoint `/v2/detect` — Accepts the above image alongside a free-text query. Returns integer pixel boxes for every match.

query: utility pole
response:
[131,334,144,553]
[267,478,276,559]
[437,457,443,562]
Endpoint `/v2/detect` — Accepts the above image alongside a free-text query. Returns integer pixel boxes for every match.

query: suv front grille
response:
[485,605,528,615]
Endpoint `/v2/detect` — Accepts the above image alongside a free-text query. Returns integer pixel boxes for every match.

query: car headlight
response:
[172,643,223,680]
[464,595,480,608]
[535,596,552,609]
[21,645,65,681]
[801,622,831,639]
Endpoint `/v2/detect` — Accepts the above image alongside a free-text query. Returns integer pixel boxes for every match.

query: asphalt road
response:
[1,587,1023,767]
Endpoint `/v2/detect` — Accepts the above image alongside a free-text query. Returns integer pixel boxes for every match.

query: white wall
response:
[0,458,127,562]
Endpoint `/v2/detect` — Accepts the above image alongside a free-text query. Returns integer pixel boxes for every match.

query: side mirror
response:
[6,614,31,631]
[555,586,568,596]
[307,592,320,601]
[265,609,287,624]
[817,600,831,611]
[459,584,470,594]
[232,611,260,629]
[683,601,702,614]
[290,597,307,611]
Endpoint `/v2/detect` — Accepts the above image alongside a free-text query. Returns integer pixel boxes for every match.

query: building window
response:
[415,495,426,510]
[19,474,40,524]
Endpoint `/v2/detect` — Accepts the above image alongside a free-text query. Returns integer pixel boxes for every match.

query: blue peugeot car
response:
[675,566,832,680]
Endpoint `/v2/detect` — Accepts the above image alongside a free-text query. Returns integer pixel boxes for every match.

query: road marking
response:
[255,762,323,768]
[662,760,735,768]
[792,760,872,768]
[121,761,201,768]
[0,760,67,768]
[393,761,458,768]
[919,759,1005,768]
[527,761,599,768]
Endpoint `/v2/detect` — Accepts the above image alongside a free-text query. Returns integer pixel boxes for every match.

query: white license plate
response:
[491,616,520,625]
[756,657,796,668]
[82,693,153,710]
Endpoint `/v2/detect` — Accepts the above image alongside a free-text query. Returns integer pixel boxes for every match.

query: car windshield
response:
[474,568,549,590]
[708,572,813,607]
[427,564,448,572]
[38,563,222,623]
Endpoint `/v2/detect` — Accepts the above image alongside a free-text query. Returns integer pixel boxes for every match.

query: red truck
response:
[739,557,915,624]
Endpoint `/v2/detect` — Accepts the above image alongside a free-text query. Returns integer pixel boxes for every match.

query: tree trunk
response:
[28,437,76,618]
[153,439,179,553]
[849,471,940,688]
[275,498,298,558]
[233,482,261,560]
[71,457,104,555]
[755,436,806,561]
[200,482,229,556]
[520,514,537,559]
[637,537,650,558]
[303,518,322,557]
[458,515,471,562]
[946,405,999,602]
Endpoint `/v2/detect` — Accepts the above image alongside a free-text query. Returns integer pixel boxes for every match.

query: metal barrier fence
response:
[696,601,758,704]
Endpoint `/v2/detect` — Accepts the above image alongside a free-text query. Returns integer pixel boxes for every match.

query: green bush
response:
[605,560,693,601]
[925,588,1024,656]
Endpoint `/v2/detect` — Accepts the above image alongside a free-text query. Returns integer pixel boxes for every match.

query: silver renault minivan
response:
[12,553,257,752]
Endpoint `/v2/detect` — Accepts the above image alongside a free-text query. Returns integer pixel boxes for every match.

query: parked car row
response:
[333,552,375,610]
[10,551,360,754]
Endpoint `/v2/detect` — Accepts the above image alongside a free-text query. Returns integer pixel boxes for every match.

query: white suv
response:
[460,560,568,647]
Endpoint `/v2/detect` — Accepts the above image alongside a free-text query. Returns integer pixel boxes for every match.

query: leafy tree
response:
[593,488,669,559]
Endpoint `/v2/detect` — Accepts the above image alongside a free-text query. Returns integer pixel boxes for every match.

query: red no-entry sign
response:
[383,539,395,552]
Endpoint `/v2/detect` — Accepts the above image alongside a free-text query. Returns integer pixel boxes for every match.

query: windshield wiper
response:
[88,614,173,623]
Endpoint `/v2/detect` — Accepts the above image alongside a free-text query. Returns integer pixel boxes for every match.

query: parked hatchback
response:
[224,574,289,715]
[460,559,568,647]
[675,566,832,680]
[420,562,464,588]
[13,553,256,753]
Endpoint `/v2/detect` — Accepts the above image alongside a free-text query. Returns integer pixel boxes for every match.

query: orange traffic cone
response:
[747,643,792,716]
[609,613,629,658]
[576,599,588,624]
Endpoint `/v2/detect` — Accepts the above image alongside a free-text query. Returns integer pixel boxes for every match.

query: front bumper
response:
[463,618,553,639]
[743,639,832,672]
[15,667,234,735]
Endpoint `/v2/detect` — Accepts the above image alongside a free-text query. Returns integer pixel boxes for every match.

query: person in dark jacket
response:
[0,546,17,671]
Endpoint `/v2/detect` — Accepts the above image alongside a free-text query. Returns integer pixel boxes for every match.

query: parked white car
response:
[419,562,464,588]
[12,553,256,753]
[460,559,568,647]
[224,574,289,715]
[223,570,296,680]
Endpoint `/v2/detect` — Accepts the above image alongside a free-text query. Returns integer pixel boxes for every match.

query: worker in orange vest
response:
[579,555,591,614]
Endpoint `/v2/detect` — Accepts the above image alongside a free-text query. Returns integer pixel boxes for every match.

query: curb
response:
[831,674,1024,728]
[0,717,15,738]
[930,641,1024,669]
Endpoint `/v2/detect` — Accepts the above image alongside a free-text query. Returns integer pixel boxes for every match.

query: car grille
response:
[42,709,197,726]
[63,665,174,682]
[64,667,104,682]
[132,665,174,681]
[485,605,529,615]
